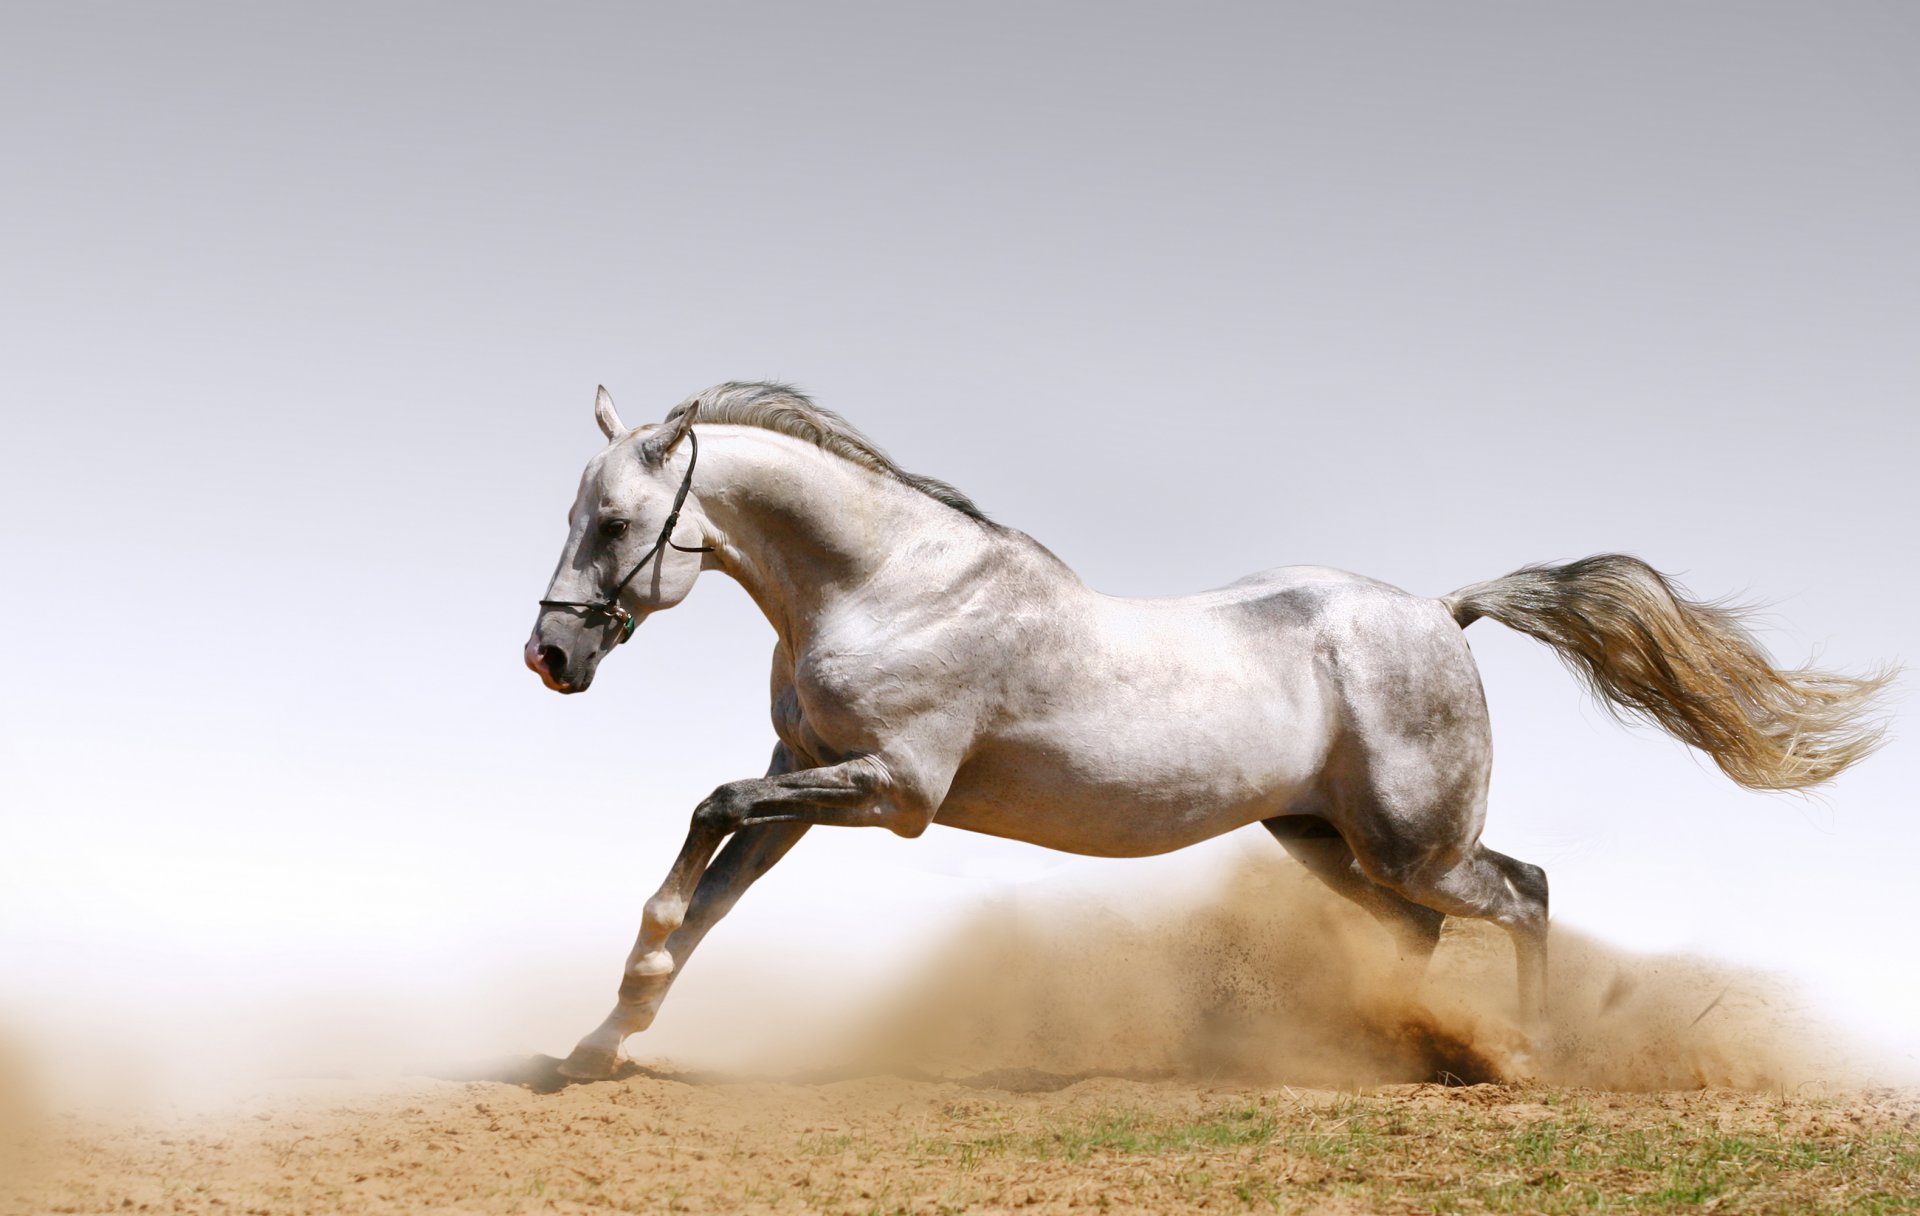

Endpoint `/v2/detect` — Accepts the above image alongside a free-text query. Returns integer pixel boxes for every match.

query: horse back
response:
[923,563,1482,856]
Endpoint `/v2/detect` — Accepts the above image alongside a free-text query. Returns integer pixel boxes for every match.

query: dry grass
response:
[910,1085,1920,1214]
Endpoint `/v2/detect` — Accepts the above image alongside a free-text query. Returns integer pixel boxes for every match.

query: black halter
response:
[538,429,714,644]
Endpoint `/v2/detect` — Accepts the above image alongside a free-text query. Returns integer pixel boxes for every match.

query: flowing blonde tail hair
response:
[1447,555,1895,791]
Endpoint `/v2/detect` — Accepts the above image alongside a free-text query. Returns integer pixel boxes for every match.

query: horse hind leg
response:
[1361,837,1550,1027]
[1323,599,1550,1027]
[1263,815,1444,986]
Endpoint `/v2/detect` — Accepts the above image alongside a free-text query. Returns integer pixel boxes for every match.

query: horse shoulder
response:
[782,543,1071,810]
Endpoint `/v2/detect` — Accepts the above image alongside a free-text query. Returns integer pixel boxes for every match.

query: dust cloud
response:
[844,859,1876,1093]
[0,855,1887,1132]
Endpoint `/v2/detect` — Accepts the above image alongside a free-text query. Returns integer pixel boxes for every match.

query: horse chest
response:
[782,638,958,754]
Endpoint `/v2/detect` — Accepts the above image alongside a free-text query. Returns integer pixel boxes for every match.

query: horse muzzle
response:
[524,636,591,694]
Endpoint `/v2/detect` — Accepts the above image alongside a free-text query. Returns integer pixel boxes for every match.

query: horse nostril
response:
[539,645,568,680]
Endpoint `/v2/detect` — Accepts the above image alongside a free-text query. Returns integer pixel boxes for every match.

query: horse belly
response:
[934,695,1329,858]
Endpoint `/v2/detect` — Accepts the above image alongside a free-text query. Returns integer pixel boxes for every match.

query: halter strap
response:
[537,428,714,642]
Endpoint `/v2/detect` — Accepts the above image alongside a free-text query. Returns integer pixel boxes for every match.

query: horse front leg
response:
[559,745,816,1081]
[560,750,922,1080]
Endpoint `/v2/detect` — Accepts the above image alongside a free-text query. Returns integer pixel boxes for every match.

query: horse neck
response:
[696,428,991,649]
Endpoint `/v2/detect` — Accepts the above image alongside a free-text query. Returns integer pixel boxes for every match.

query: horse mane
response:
[663,381,994,524]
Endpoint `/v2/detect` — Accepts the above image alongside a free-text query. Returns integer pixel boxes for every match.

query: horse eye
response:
[599,519,629,539]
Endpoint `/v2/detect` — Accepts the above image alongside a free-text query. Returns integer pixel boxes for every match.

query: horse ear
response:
[639,400,699,465]
[594,385,627,441]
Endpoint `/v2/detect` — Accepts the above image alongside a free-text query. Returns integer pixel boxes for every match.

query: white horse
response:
[527,382,1889,1081]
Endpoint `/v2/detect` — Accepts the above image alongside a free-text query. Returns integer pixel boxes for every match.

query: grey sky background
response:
[3,3,1916,1091]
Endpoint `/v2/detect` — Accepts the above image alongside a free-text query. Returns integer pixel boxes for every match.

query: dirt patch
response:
[9,1071,1918,1214]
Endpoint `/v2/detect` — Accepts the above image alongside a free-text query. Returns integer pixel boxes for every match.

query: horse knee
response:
[693,781,759,833]
[874,800,931,837]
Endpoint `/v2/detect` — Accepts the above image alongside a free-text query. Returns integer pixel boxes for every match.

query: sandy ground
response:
[8,863,1913,1213]
[9,1067,1919,1215]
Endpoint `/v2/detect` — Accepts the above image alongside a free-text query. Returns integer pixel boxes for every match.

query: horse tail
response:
[1445,554,1894,791]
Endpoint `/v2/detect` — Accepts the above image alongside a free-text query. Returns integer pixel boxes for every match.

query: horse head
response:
[525,387,708,693]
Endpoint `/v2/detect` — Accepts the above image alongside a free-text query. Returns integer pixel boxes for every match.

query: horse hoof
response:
[556,1045,618,1081]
